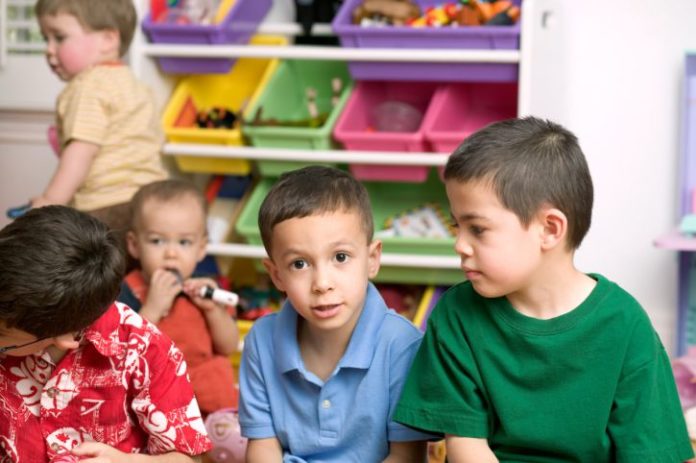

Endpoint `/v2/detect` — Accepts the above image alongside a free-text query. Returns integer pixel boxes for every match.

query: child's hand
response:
[69,441,128,462]
[183,277,224,314]
[140,269,182,323]
[30,195,56,209]
[183,277,239,356]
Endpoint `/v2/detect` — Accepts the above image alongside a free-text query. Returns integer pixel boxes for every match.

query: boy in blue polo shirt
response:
[239,166,433,462]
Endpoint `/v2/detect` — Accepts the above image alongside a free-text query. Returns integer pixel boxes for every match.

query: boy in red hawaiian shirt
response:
[0,206,211,462]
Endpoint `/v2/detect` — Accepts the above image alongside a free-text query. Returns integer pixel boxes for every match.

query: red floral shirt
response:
[0,302,212,462]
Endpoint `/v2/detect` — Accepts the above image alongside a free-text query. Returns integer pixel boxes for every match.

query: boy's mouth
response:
[166,268,183,284]
[311,304,341,319]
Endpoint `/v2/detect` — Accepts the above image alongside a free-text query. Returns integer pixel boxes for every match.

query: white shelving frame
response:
[129,0,564,273]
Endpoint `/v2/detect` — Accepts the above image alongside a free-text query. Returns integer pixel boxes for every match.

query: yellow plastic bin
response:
[162,35,287,175]
[230,319,253,371]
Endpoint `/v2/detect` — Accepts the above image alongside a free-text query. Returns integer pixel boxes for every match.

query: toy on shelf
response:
[196,107,239,129]
[377,284,424,320]
[371,100,424,132]
[150,0,234,25]
[672,348,696,445]
[353,0,421,26]
[234,276,282,321]
[352,0,519,27]
[377,203,455,239]
[246,78,345,130]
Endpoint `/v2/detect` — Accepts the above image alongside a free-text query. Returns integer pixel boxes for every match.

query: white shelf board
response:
[141,43,520,63]
[162,144,449,166]
[207,243,461,269]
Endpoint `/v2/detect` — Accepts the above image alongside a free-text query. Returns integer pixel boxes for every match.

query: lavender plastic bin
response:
[332,0,521,82]
[333,81,439,182]
[142,0,271,74]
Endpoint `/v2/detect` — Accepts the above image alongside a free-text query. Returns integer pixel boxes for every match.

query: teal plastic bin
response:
[242,60,353,177]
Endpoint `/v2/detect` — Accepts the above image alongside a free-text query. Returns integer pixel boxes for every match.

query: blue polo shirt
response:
[239,283,434,462]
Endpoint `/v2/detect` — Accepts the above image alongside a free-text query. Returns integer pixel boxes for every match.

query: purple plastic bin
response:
[332,0,521,82]
[334,81,439,182]
[142,0,271,74]
[423,82,518,153]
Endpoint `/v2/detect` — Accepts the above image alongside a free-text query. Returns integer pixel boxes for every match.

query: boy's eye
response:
[469,225,485,236]
[149,237,164,245]
[291,259,307,270]
[335,252,349,263]
[179,239,193,247]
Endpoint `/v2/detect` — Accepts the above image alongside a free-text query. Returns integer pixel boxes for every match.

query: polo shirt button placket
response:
[321,399,331,409]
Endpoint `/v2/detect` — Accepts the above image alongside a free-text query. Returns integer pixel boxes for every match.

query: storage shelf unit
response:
[130,0,564,282]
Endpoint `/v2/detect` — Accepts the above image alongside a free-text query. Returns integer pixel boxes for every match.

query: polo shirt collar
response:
[273,282,388,375]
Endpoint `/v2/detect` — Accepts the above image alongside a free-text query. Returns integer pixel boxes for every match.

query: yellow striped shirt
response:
[57,64,168,211]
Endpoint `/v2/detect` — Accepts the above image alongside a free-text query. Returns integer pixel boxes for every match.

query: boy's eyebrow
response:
[451,212,488,222]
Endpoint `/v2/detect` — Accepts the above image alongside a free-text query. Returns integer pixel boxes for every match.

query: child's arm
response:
[32,140,98,207]
[139,268,182,324]
[383,440,428,462]
[184,277,239,355]
[246,437,283,463]
[70,442,199,462]
[445,436,498,463]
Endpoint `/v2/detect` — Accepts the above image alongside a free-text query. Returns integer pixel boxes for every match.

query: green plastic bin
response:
[242,60,353,177]
[235,171,463,285]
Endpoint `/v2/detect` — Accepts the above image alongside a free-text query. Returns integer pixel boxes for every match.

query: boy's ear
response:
[53,332,80,351]
[98,28,120,57]
[262,257,285,292]
[196,235,208,263]
[125,230,140,259]
[538,207,567,251]
[367,239,382,279]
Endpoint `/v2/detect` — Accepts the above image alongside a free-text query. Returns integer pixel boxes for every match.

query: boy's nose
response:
[311,266,334,294]
[454,234,473,257]
[164,243,178,258]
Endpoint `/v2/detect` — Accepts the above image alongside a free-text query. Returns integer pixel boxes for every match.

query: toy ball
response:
[205,408,248,463]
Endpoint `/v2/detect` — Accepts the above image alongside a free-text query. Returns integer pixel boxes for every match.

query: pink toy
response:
[48,125,60,156]
[672,346,696,409]
[204,408,248,463]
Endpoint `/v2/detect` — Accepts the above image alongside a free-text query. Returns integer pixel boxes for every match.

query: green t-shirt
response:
[394,274,694,462]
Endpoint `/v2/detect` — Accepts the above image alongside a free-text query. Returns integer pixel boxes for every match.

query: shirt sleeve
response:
[393,318,489,437]
[239,324,277,439]
[60,74,109,147]
[608,323,694,462]
[387,333,442,442]
[130,330,212,456]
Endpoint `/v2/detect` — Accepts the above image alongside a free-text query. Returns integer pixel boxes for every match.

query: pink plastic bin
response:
[424,82,518,154]
[333,81,439,182]
[423,82,517,178]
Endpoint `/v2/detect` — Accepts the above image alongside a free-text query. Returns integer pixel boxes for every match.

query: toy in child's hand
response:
[6,203,31,220]
[200,286,239,306]
[204,408,248,463]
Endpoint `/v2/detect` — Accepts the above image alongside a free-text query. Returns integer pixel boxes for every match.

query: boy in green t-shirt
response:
[394,116,694,462]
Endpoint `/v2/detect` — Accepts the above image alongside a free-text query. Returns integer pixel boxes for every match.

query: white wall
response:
[557,0,696,353]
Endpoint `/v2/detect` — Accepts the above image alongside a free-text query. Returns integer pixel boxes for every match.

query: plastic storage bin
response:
[235,172,462,285]
[162,35,286,175]
[423,82,518,153]
[142,0,272,74]
[332,0,521,82]
[242,60,353,177]
[334,81,439,182]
